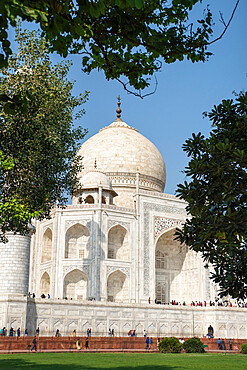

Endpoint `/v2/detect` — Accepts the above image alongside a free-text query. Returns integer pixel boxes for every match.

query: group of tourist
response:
[0,327,28,337]
[128,330,136,337]
[217,338,233,350]
[108,328,115,336]
[154,298,247,308]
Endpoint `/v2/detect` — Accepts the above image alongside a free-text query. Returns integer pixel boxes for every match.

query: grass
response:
[0,353,246,370]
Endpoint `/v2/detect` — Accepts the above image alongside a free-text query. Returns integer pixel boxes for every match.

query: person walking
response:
[143,330,147,337]
[150,337,153,349]
[146,337,150,350]
[217,338,221,350]
[85,337,89,350]
[36,327,40,338]
[222,339,225,350]
[31,336,37,352]
[229,338,233,351]
[76,338,81,350]
[17,328,20,337]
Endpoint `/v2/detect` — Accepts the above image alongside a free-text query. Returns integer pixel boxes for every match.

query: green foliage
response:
[0,27,88,241]
[241,343,247,354]
[0,150,38,242]
[176,92,247,299]
[158,337,182,353]
[183,337,205,353]
[0,1,214,92]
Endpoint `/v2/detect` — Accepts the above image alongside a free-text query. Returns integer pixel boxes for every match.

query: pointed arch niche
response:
[40,272,50,296]
[41,228,52,262]
[155,228,202,303]
[65,224,90,259]
[64,269,88,300]
[107,225,129,260]
[107,270,129,302]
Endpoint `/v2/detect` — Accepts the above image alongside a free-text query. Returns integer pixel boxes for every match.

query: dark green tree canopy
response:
[176,92,247,300]
[0,28,88,241]
[1,0,219,95]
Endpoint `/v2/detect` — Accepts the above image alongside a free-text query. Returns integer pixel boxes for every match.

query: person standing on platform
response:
[17,328,20,337]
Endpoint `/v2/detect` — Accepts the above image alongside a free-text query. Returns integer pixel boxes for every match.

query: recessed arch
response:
[102,195,106,204]
[63,269,88,300]
[40,272,50,296]
[107,270,128,302]
[107,225,129,260]
[41,228,52,262]
[65,223,90,259]
[155,228,188,304]
[85,195,94,204]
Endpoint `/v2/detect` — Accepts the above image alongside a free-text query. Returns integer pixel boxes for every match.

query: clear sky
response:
[8,1,247,196]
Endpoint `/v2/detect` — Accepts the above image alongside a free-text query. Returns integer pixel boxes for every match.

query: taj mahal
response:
[0,100,246,339]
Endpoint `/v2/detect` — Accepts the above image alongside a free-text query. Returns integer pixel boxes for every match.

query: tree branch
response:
[207,0,240,45]
[116,75,158,99]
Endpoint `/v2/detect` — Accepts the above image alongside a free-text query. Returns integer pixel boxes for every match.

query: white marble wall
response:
[0,296,246,339]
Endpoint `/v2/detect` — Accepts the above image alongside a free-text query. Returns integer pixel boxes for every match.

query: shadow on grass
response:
[0,358,180,370]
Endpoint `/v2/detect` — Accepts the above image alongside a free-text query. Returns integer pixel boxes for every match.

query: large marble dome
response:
[77,102,166,207]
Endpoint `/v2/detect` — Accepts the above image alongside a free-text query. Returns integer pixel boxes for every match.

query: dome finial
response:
[116,95,122,120]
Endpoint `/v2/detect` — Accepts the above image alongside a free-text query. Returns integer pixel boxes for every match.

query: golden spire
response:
[116,95,122,120]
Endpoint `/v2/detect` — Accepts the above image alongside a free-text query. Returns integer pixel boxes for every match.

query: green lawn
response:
[0,353,246,370]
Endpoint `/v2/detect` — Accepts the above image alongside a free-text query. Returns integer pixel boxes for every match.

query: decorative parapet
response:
[106,172,164,192]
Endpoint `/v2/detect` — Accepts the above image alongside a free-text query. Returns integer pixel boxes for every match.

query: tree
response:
[176,92,247,300]
[1,1,239,96]
[0,27,88,241]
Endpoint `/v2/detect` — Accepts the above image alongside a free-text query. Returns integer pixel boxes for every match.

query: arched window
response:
[65,224,90,259]
[155,250,165,269]
[40,272,50,296]
[156,283,166,304]
[41,228,52,262]
[107,270,128,302]
[102,195,106,204]
[107,225,129,260]
[85,195,94,204]
[64,269,88,300]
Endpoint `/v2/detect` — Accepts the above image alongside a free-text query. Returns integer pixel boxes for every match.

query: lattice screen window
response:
[79,249,85,259]
[108,295,114,302]
[156,284,166,304]
[108,249,114,259]
[155,250,165,268]
[77,295,83,300]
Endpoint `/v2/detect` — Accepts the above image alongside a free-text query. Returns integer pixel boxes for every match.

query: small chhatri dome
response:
[79,171,112,191]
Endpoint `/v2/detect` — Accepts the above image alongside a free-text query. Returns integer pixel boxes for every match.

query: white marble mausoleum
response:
[0,102,246,338]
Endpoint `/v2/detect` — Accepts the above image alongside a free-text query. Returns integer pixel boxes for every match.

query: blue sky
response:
[8,1,247,196]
